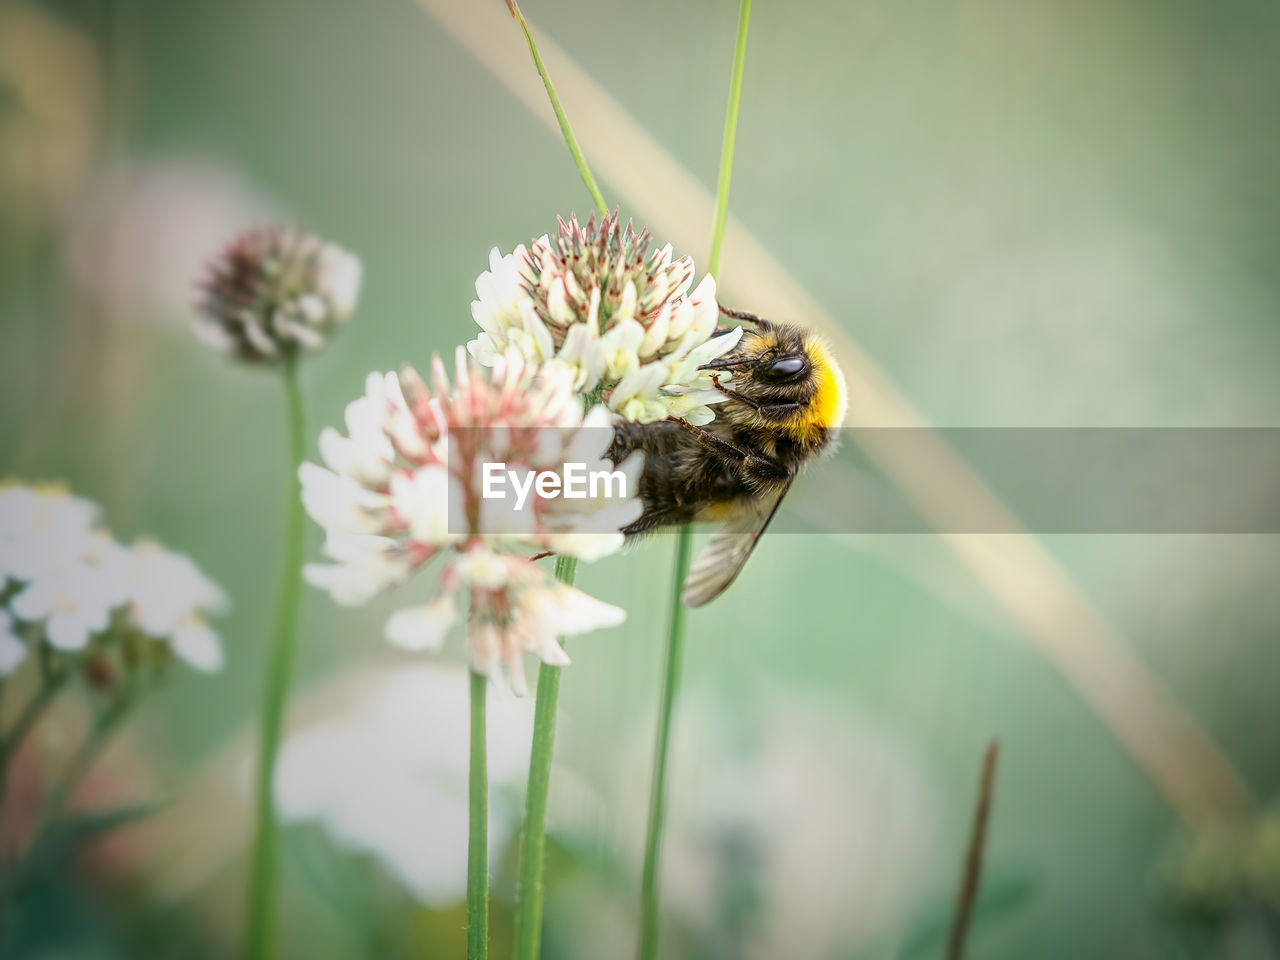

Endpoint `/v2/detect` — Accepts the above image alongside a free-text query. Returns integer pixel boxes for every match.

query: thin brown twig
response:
[947,740,1000,960]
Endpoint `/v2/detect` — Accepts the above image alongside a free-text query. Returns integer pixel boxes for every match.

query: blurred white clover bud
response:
[62,159,276,330]
[299,348,640,694]
[468,211,742,425]
[194,225,362,363]
[0,483,228,675]
[608,697,938,960]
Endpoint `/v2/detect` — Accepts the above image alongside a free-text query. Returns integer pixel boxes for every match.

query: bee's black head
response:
[748,325,811,384]
[699,322,811,383]
[695,312,847,441]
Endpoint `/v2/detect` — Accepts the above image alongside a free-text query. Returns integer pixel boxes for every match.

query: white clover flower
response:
[0,482,227,674]
[387,544,626,694]
[10,558,121,652]
[8,530,128,652]
[298,462,392,537]
[194,225,362,364]
[467,212,742,426]
[122,541,228,672]
[170,615,225,673]
[0,610,26,676]
[0,485,98,542]
[300,348,640,693]
[305,534,411,606]
[313,241,362,319]
[0,484,100,585]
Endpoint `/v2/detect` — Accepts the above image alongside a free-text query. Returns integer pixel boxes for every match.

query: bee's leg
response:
[670,417,751,461]
[670,418,790,484]
[711,380,757,410]
[529,551,554,561]
[711,380,797,417]
[622,507,692,536]
[717,303,772,327]
[758,401,803,420]
[606,422,638,465]
[740,456,791,484]
[710,381,802,420]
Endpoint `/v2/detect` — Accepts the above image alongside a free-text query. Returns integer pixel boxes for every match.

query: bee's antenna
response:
[717,303,772,329]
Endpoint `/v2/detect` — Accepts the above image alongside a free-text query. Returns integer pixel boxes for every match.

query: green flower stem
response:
[43,694,134,824]
[513,554,576,960]
[0,669,69,810]
[0,678,8,827]
[468,670,489,960]
[707,0,752,279]
[505,5,610,954]
[506,0,609,219]
[245,355,307,960]
[636,527,692,960]
[637,3,751,957]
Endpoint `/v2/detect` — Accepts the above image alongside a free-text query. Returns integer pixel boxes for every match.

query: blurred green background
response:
[2,0,1280,957]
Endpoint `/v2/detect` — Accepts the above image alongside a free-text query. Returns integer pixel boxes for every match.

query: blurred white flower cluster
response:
[194,224,362,363]
[0,484,227,676]
[468,212,741,424]
[274,664,560,906]
[300,348,639,694]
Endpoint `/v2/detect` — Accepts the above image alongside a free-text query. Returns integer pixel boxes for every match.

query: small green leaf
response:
[17,802,163,885]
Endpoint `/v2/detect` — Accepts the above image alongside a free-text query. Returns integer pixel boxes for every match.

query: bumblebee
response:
[609,304,848,606]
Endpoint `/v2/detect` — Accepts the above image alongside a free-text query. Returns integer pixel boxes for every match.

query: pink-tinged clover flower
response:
[300,348,640,694]
[467,212,742,425]
[194,225,362,364]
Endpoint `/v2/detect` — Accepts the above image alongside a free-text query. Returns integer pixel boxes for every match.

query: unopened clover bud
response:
[195,225,362,364]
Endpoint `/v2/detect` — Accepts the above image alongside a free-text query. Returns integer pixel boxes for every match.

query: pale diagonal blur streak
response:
[415,0,1253,825]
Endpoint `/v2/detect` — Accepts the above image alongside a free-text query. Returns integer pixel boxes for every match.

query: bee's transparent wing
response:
[681,478,793,607]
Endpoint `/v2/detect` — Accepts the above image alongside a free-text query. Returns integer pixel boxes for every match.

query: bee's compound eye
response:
[765,356,805,379]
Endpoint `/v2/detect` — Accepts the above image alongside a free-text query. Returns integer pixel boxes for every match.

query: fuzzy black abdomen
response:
[609,420,752,535]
